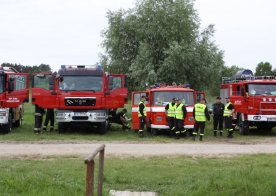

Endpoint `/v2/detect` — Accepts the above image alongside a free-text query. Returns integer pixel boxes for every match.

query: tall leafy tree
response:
[255,62,273,76]
[101,0,224,93]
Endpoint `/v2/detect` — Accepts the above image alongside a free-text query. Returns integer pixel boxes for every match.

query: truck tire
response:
[2,112,12,134]
[99,121,107,134]
[151,128,158,136]
[257,125,272,134]
[238,115,249,135]
[13,110,22,127]
[58,122,67,133]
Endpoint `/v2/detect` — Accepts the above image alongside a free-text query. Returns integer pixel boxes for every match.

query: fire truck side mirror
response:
[8,78,15,93]
[108,76,113,90]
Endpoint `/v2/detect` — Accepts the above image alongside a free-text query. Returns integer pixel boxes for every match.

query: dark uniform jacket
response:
[139,102,145,117]
[212,103,224,117]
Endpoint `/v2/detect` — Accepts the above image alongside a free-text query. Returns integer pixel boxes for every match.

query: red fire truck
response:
[32,65,128,134]
[131,85,205,134]
[0,67,29,133]
[220,70,276,134]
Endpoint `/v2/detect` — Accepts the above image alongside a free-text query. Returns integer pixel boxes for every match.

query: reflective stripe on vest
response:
[167,103,176,117]
[194,103,206,122]
[175,104,184,119]
[138,101,147,117]
[223,102,232,117]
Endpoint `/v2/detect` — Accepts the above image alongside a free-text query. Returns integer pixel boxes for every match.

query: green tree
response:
[101,0,224,93]
[255,62,273,76]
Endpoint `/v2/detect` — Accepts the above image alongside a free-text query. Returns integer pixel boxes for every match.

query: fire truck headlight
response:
[0,111,6,116]
[188,117,194,121]
[56,112,65,117]
[269,98,272,102]
[263,98,267,101]
[156,116,162,122]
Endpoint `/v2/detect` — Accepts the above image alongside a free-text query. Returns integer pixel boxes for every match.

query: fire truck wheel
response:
[2,112,12,134]
[13,110,22,127]
[58,122,67,133]
[257,125,272,134]
[238,116,249,135]
[151,128,158,136]
[99,121,107,134]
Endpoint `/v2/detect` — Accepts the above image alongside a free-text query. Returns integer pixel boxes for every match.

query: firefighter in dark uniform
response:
[165,98,176,134]
[192,98,210,141]
[224,97,235,138]
[43,109,55,132]
[138,95,147,137]
[212,96,224,136]
[174,98,187,139]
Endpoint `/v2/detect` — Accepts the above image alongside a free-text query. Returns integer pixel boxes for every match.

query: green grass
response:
[0,154,275,195]
[0,102,275,142]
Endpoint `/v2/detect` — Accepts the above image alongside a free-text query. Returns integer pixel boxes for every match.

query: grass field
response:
[0,154,275,195]
[0,102,275,142]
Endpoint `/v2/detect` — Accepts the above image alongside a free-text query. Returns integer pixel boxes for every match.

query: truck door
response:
[32,74,57,108]
[109,74,128,108]
[131,91,150,130]
[5,73,29,108]
[195,91,206,103]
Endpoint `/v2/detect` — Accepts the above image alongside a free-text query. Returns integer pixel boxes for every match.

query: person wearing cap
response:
[165,98,176,134]
[192,98,210,141]
[138,95,147,137]
[212,96,224,136]
[224,97,235,138]
[174,98,187,139]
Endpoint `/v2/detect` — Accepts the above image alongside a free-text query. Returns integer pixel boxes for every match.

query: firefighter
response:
[34,105,45,134]
[43,109,55,132]
[138,95,147,137]
[174,98,187,139]
[115,108,131,130]
[212,96,224,136]
[192,98,210,141]
[224,97,235,138]
[165,98,176,135]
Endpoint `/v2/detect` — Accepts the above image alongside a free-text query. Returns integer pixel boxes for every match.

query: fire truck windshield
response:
[153,91,194,106]
[60,76,103,92]
[248,84,276,96]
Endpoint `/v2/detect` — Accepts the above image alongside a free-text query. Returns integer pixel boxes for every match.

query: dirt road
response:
[0,141,275,158]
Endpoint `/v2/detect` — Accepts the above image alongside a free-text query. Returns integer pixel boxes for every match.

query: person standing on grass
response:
[224,97,235,138]
[43,109,55,132]
[212,96,224,136]
[192,98,210,141]
[138,95,147,137]
[174,98,187,139]
[165,98,176,135]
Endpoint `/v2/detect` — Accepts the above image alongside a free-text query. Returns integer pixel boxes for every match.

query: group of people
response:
[137,95,235,141]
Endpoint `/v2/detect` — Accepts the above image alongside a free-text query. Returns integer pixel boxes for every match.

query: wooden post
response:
[86,160,95,196]
[84,144,105,196]
[97,148,105,196]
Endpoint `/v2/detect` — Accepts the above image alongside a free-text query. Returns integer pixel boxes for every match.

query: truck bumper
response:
[56,110,107,123]
[248,115,276,122]
[0,108,9,124]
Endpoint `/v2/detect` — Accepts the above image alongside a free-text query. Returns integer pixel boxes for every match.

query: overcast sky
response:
[0,0,275,71]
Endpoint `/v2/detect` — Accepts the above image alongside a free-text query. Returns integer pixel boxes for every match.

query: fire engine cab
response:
[131,85,205,134]
[0,67,29,133]
[220,69,276,134]
[32,65,128,134]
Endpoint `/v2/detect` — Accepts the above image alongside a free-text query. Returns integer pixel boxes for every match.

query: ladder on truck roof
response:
[222,76,276,84]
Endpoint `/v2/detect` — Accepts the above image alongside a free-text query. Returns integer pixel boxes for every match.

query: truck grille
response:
[65,98,96,106]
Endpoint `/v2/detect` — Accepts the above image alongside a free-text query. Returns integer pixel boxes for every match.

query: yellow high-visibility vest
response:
[138,101,147,117]
[194,103,206,122]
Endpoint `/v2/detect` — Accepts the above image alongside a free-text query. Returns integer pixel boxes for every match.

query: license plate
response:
[74,112,87,116]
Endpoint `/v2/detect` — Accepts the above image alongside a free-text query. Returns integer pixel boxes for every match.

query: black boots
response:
[213,131,217,137]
